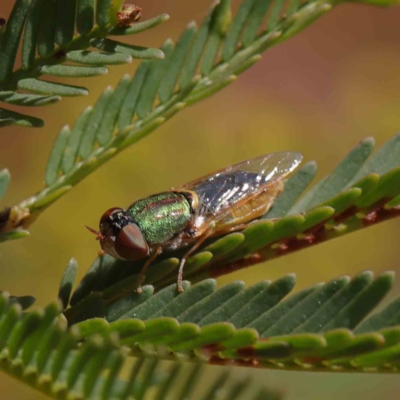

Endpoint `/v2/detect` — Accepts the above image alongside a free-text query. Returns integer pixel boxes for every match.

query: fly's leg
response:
[177,231,214,292]
[136,247,162,293]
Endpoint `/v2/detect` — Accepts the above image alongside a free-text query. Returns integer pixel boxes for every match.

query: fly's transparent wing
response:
[182,152,302,219]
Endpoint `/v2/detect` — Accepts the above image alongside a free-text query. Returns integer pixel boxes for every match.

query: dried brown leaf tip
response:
[117,4,142,27]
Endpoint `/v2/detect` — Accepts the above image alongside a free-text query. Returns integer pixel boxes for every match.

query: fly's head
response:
[86,207,149,260]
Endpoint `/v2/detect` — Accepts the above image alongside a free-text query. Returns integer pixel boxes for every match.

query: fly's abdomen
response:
[127,192,192,245]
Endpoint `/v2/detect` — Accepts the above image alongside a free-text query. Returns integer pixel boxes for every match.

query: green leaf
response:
[109,13,170,35]
[91,38,165,60]
[17,78,89,96]
[41,64,108,77]
[76,0,95,34]
[45,125,71,186]
[0,0,167,127]
[0,0,31,82]
[158,22,197,103]
[66,50,132,65]
[58,258,78,310]
[21,0,48,69]
[55,0,77,47]
[0,91,61,106]
[0,107,44,127]
[0,169,11,200]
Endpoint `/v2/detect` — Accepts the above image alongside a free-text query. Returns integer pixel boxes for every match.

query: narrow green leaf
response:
[22,0,48,69]
[120,357,144,398]
[55,0,77,46]
[45,125,71,186]
[109,319,145,338]
[186,74,237,105]
[175,363,203,400]
[61,106,93,172]
[120,318,179,345]
[324,332,384,361]
[79,87,114,160]
[178,281,245,324]
[267,0,286,30]
[9,295,35,310]
[133,357,159,400]
[66,339,97,389]
[158,22,197,103]
[171,323,235,352]
[74,318,109,337]
[8,311,42,359]
[96,74,131,146]
[322,272,394,331]
[291,137,375,212]
[242,0,273,46]
[76,0,95,34]
[179,2,217,88]
[154,363,181,400]
[0,230,30,242]
[0,91,60,106]
[0,107,44,127]
[356,297,400,333]
[231,274,296,328]
[117,62,149,129]
[287,0,302,15]
[21,302,61,365]
[199,371,230,400]
[17,78,89,96]
[199,281,269,326]
[41,64,108,77]
[263,277,349,336]
[222,0,259,61]
[37,0,56,58]
[356,167,400,208]
[109,13,170,35]
[0,0,31,81]
[350,133,400,181]
[135,40,175,118]
[105,285,154,322]
[144,258,180,287]
[91,38,165,60]
[83,340,112,398]
[36,319,65,373]
[101,351,124,400]
[150,322,200,346]
[150,280,216,319]
[122,282,190,321]
[267,161,317,218]
[96,0,113,27]
[58,258,78,310]
[50,327,80,380]
[66,50,132,65]
[204,232,245,259]
[293,271,373,333]
[353,342,400,368]
[0,169,10,200]
[0,304,21,351]
[219,328,259,350]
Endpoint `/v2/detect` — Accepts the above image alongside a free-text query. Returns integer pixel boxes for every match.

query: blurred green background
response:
[1,0,400,398]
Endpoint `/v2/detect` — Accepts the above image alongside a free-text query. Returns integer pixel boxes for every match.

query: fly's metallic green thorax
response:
[127,192,192,245]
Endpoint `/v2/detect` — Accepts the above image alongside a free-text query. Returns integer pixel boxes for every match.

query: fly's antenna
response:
[85,225,105,240]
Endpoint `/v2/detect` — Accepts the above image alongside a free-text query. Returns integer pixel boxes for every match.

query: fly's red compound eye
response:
[114,223,149,260]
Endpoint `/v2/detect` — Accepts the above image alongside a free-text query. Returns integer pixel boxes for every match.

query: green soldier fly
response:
[86,152,302,292]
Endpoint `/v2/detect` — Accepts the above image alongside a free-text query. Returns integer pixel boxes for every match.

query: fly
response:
[87,152,302,292]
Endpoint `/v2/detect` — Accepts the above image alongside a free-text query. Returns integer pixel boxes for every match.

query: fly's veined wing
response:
[182,152,303,219]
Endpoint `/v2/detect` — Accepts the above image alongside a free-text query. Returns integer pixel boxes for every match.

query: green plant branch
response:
[59,266,400,373]
[0,0,168,126]
[0,0,347,232]
[0,291,279,400]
